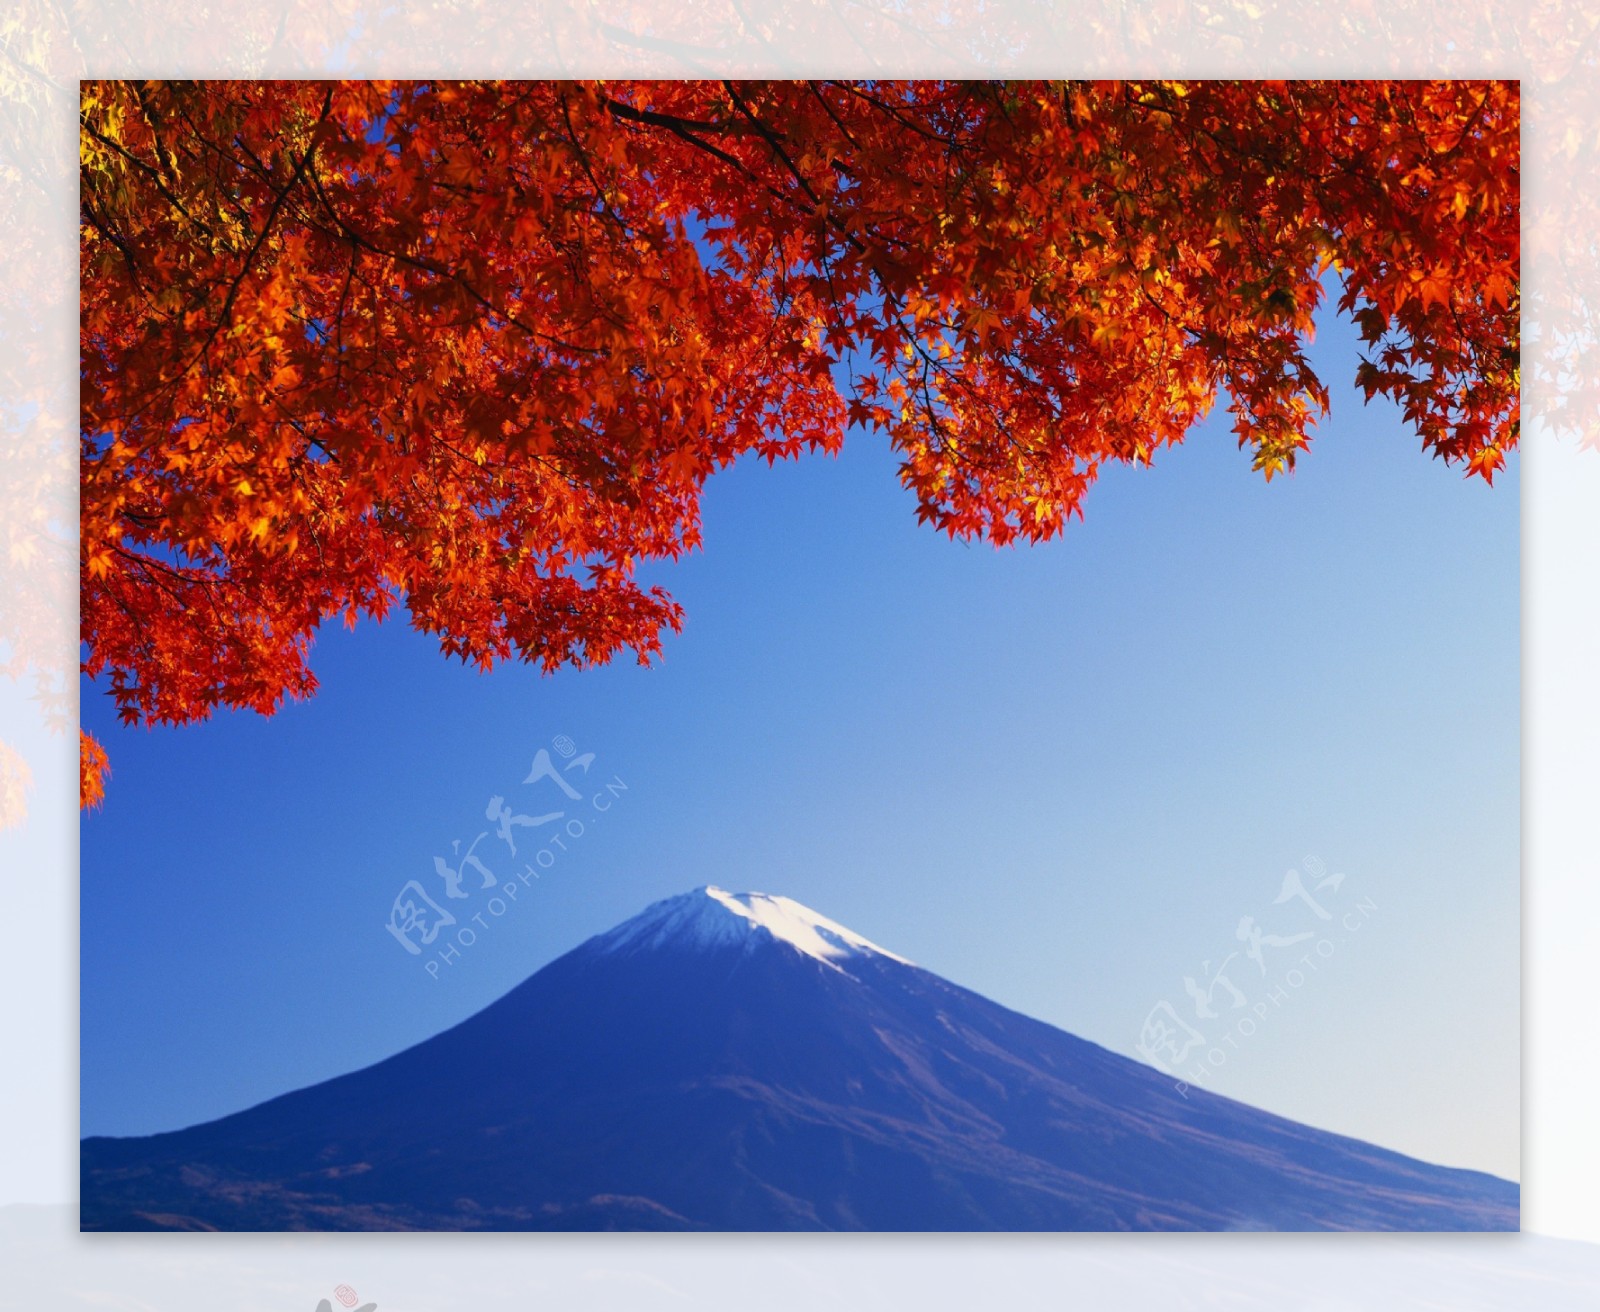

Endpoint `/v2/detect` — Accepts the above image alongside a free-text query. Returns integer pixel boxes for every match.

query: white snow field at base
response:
[6,1204,1600,1311]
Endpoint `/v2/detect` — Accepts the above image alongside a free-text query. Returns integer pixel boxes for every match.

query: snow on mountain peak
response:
[592,886,913,972]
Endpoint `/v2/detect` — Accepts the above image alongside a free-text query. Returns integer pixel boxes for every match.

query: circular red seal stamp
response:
[334,1287,359,1308]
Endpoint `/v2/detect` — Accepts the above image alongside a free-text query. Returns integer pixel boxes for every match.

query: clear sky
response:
[80,306,1519,1182]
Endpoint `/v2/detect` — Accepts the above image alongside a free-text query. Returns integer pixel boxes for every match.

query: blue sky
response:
[80,306,1519,1182]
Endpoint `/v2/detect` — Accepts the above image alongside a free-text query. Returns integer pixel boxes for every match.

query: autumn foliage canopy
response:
[80,79,1520,804]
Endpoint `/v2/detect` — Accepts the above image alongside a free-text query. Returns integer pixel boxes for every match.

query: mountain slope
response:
[80,887,1518,1231]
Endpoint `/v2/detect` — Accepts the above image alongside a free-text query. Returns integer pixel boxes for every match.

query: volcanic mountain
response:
[80,886,1518,1231]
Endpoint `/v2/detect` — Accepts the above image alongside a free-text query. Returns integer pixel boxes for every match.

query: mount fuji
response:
[80,886,1518,1231]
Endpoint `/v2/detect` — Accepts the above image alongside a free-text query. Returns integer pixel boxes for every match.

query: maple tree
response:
[79,79,1520,805]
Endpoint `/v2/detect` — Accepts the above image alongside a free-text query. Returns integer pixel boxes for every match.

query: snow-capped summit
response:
[591,885,913,971]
